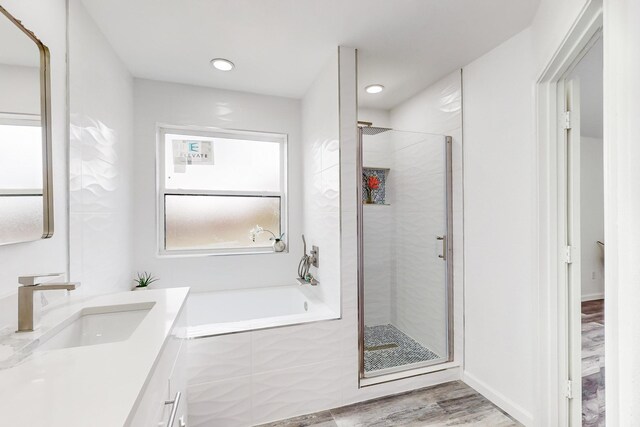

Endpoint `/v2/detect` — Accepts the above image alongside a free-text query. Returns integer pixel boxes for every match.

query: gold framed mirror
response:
[0,5,53,245]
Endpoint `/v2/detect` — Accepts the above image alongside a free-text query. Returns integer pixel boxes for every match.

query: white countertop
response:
[0,287,189,427]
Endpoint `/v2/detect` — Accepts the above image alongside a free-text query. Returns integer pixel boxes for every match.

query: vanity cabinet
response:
[127,308,188,427]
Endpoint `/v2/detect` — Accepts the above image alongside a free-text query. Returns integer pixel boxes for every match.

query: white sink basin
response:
[37,302,155,351]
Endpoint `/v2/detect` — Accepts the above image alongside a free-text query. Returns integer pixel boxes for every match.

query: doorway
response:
[563,35,605,426]
[535,1,603,425]
[356,125,454,382]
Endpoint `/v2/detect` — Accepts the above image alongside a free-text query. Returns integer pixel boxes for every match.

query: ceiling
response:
[81,0,540,110]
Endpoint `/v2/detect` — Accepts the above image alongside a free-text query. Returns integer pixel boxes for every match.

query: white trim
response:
[581,292,604,302]
[462,371,534,426]
[0,189,43,196]
[0,112,41,127]
[155,124,289,257]
[535,1,603,425]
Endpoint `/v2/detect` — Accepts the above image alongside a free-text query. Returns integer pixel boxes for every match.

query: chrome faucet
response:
[17,273,80,332]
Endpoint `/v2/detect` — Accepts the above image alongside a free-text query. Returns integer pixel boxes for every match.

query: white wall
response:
[68,0,135,295]
[461,0,610,424]
[580,136,604,300]
[0,0,68,328]
[186,48,461,427]
[133,79,303,293]
[462,29,537,425]
[0,64,39,114]
[603,0,640,423]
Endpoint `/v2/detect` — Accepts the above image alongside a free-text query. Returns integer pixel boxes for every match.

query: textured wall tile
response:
[187,376,252,427]
[251,361,343,425]
[188,334,252,385]
[251,320,344,374]
[79,213,131,294]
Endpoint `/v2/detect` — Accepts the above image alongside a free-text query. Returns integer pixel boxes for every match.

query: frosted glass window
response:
[165,195,280,251]
[158,127,287,255]
[164,134,281,192]
[0,196,43,243]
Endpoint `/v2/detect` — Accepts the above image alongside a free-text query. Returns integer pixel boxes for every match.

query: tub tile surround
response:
[301,49,341,313]
[132,78,305,295]
[186,319,350,426]
[186,49,464,427]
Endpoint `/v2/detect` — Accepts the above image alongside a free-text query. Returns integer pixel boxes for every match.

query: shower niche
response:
[358,125,453,380]
[362,167,389,205]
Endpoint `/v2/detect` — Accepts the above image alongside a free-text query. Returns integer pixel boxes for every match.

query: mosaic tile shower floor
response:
[364,324,441,372]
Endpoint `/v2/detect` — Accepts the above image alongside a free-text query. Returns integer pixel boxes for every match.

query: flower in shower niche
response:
[250,225,286,252]
[366,175,379,204]
[362,168,387,204]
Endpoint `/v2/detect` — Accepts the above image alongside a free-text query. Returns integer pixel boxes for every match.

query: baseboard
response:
[582,292,604,301]
[462,371,534,426]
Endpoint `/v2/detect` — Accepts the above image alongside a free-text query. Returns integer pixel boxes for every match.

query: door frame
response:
[535,1,602,425]
[356,126,455,387]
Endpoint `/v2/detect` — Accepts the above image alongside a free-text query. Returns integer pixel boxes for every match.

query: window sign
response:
[172,140,214,170]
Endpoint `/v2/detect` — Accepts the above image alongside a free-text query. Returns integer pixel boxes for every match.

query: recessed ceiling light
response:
[365,84,385,94]
[210,58,235,71]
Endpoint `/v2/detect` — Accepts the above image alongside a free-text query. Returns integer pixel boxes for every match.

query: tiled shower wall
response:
[300,51,341,313]
[389,132,449,357]
[360,109,394,326]
[68,0,134,294]
[358,72,463,359]
[390,71,464,361]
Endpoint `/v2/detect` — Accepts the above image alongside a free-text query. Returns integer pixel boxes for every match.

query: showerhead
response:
[360,126,392,135]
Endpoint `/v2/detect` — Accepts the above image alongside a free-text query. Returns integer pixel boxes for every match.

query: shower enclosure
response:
[357,124,453,380]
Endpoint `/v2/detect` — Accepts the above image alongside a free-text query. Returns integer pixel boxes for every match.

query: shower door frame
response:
[356,127,454,385]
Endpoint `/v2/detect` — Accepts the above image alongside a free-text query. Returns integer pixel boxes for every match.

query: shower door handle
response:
[437,236,446,260]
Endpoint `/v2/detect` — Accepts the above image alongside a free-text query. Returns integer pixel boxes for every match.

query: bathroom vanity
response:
[0,287,189,427]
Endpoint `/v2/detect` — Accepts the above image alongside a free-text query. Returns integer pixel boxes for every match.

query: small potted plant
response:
[133,272,158,290]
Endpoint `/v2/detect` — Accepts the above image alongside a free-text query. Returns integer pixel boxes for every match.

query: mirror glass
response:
[0,7,52,245]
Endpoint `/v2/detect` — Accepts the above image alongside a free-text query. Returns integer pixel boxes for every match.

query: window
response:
[0,115,45,243]
[157,126,287,256]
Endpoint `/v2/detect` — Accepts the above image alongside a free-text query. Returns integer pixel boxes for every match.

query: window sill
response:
[156,248,289,258]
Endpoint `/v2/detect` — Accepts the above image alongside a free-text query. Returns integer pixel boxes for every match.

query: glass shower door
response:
[358,128,452,378]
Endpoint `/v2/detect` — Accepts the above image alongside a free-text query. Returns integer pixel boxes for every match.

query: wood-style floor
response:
[582,299,605,427]
[258,302,604,427]
[258,381,521,427]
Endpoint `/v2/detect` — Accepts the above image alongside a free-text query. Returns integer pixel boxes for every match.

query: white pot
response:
[272,239,286,252]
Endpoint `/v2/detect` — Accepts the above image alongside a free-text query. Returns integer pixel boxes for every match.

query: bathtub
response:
[186,285,337,338]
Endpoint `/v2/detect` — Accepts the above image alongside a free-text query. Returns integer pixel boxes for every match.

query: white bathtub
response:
[186,285,337,338]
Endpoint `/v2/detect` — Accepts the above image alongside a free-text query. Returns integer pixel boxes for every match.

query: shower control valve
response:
[309,245,319,268]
